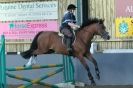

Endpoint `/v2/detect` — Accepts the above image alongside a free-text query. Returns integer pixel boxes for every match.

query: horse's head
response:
[79,18,110,40]
[95,19,110,40]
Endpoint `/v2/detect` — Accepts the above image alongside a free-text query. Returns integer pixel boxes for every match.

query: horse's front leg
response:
[85,52,100,80]
[24,56,37,67]
[78,55,96,86]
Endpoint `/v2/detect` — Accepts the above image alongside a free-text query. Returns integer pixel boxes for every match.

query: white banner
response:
[0,1,58,21]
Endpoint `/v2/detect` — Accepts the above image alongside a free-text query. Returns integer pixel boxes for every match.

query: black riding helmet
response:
[67,4,77,10]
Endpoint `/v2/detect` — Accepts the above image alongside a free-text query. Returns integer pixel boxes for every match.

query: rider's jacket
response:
[60,11,76,30]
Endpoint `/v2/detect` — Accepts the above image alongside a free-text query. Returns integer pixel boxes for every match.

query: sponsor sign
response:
[0,21,58,39]
[116,0,133,17]
[0,1,58,21]
[116,18,133,37]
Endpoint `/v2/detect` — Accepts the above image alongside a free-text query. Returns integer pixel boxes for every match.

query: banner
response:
[0,21,58,39]
[0,1,58,21]
[115,18,133,37]
[115,0,133,17]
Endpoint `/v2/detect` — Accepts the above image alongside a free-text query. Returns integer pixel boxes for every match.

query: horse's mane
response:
[78,18,104,31]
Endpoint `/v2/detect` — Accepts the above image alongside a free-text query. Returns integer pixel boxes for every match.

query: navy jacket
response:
[60,11,76,29]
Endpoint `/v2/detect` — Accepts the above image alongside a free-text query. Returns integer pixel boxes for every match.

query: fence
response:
[0,35,74,88]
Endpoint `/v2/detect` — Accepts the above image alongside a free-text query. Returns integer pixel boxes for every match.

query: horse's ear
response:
[102,19,105,22]
[99,19,104,24]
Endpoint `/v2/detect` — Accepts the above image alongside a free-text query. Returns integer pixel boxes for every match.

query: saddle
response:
[58,30,75,45]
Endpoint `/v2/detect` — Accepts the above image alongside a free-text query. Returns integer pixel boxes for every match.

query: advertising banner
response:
[0,21,58,39]
[115,18,133,37]
[0,1,58,21]
[115,0,133,17]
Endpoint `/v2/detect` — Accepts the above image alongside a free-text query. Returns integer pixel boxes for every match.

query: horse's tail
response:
[20,31,43,59]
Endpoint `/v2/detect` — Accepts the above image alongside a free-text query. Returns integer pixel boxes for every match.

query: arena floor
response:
[76,85,133,88]
[8,85,133,88]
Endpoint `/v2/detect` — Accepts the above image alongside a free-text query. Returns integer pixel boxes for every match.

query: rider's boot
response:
[66,38,73,54]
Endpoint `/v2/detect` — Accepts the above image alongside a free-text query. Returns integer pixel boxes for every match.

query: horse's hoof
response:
[96,71,100,80]
[23,64,26,67]
[96,74,100,80]
[91,81,96,86]
[23,64,32,67]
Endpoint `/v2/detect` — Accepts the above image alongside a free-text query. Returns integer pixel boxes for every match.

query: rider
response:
[60,4,80,53]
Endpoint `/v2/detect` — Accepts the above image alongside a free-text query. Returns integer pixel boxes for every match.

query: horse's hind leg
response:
[25,49,46,67]
[85,52,100,80]
[78,55,96,86]
[24,55,37,67]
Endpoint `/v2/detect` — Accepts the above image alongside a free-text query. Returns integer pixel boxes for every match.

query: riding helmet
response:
[67,4,77,10]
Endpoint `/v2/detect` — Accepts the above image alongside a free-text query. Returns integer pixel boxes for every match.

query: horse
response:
[20,18,110,85]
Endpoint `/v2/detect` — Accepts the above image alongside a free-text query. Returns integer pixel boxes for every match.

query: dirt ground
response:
[8,85,133,88]
[76,85,133,88]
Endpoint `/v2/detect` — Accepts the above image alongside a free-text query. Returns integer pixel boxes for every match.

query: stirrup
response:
[67,48,73,53]
[67,48,72,51]
[67,48,73,55]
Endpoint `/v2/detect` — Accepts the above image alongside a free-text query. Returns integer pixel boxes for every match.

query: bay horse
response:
[20,18,110,85]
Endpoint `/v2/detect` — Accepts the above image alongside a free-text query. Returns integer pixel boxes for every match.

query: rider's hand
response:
[72,26,79,30]
[77,25,80,28]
